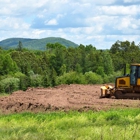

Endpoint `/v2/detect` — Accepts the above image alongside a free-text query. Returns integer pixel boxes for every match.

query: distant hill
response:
[0,37,79,50]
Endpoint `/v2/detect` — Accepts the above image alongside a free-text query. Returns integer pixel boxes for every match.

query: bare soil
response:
[0,84,140,114]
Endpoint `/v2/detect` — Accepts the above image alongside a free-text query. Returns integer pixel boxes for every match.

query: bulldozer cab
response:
[130,64,140,85]
[114,64,140,89]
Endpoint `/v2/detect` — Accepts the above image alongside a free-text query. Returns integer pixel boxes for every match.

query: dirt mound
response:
[0,84,140,114]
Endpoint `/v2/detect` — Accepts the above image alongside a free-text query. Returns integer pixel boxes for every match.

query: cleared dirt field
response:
[0,84,140,114]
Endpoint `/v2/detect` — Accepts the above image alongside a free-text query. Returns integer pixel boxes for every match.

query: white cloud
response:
[0,17,29,30]
[116,17,140,33]
[124,0,140,3]
[76,0,116,5]
[100,5,140,16]
[45,19,58,25]
[0,0,140,49]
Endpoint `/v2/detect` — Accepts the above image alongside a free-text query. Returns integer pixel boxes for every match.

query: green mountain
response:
[0,37,79,50]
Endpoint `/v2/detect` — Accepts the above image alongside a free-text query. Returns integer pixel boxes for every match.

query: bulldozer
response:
[100,63,140,99]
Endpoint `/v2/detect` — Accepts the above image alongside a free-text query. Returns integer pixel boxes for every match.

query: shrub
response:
[14,72,30,91]
[56,71,86,85]
[84,71,103,84]
[30,74,43,87]
[102,74,109,83]
[107,71,122,83]
[0,77,20,93]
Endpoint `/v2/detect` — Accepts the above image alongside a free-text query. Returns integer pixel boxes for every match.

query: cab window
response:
[130,65,137,85]
[138,67,140,77]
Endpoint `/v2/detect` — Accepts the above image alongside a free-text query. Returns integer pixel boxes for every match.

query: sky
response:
[0,0,140,49]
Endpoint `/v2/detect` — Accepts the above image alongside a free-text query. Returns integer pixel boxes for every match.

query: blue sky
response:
[0,0,140,49]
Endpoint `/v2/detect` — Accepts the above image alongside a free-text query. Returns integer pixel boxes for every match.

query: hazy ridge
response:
[0,37,78,50]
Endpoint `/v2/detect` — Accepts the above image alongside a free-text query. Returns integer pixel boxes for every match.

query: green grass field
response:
[0,109,140,140]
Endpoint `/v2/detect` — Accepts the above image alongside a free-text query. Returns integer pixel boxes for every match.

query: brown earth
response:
[0,84,140,114]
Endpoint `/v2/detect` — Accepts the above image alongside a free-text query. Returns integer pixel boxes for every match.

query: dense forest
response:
[0,40,140,93]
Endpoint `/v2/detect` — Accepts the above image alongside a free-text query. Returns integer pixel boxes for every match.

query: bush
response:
[14,72,30,91]
[84,71,103,84]
[107,71,122,83]
[30,74,43,87]
[19,76,30,91]
[0,77,20,93]
[42,75,52,87]
[96,66,105,77]
[56,71,86,85]
[102,74,109,83]
[56,71,105,85]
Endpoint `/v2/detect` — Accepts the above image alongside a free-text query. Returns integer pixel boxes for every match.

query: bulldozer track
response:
[114,90,140,99]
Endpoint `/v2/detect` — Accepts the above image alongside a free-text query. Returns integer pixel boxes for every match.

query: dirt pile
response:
[0,84,140,114]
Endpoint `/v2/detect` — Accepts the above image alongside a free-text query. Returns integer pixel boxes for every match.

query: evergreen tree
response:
[17,41,23,51]
[3,54,18,74]
[102,51,114,75]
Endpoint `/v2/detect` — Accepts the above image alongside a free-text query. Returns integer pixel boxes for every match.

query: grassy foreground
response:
[0,109,140,140]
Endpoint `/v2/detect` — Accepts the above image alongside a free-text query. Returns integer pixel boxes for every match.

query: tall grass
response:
[0,109,140,140]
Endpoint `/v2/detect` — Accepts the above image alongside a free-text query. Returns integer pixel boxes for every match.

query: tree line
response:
[0,40,140,93]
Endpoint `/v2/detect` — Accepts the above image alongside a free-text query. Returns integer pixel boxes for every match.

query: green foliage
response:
[14,72,26,78]
[0,77,20,93]
[0,40,140,92]
[96,66,105,77]
[110,40,140,71]
[60,64,66,75]
[56,71,85,85]
[0,54,4,75]
[0,109,140,140]
[19,75,30,91]
[107,71,123,83]
[102,74,110,83]
[102,50,114,75]
[28,71,43,87]
[17,41,23,51]
[13,72,30,90]
[42,75,52,87]
[75,63,83,73]
[2,54,18,75]
[85,71,103,84]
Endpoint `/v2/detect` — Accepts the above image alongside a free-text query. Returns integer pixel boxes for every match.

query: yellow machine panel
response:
[137,78,140,86]
[116,77,130,88]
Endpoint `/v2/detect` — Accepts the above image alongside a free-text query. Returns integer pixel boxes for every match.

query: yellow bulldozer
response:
[100,63,140,99]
